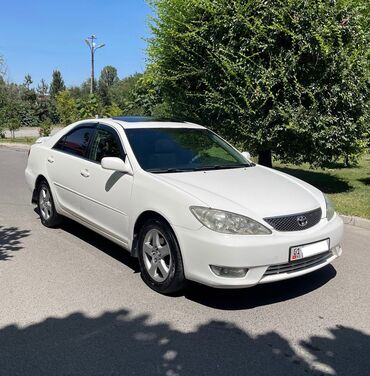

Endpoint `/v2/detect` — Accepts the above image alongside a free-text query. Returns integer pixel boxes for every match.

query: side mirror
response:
[101,157,133,175]
[241,151,251,160]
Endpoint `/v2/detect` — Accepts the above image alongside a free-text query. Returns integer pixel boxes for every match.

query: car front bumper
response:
[174,214,343,288]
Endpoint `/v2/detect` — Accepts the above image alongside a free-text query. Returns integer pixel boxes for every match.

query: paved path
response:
[3,126,63,138]
[0,148,369,375]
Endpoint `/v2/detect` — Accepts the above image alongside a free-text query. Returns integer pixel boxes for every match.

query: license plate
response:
[289,239,330,262]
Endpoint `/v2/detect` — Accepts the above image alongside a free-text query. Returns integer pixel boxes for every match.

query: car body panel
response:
[154,166,324,220]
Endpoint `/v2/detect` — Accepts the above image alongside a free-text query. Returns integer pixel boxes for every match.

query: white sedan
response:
[25,117,343,294]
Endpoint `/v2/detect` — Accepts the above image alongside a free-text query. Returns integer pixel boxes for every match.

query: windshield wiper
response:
[194,163,252,171]
[148,168,196,173]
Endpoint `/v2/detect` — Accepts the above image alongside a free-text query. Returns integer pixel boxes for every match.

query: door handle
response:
[47,156,54,163]
[80,169,90,178]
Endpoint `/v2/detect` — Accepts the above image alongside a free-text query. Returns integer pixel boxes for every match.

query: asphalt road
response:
[0,147,369,376]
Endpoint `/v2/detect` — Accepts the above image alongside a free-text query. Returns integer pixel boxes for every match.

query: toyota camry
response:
[25,116,343,294]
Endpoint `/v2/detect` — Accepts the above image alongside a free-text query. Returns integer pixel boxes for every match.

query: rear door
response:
[46,124,96,217]
[78,124,133,245]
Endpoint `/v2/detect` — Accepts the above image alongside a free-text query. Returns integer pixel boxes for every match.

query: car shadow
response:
[60,217,141,273]
[33,207,140,273]
[184,265,337,310]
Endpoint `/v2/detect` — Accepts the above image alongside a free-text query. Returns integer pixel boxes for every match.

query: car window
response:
[53,135,66,151]
[59,127,94,157]
[89,127,123,163]
[125,128,251,172]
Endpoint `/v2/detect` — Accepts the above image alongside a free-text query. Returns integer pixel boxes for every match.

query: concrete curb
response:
[340,215,370,231]
[0,142,31,151]
[1,142,369,230]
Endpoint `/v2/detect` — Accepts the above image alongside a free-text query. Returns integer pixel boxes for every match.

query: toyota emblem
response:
[297,215,308,227]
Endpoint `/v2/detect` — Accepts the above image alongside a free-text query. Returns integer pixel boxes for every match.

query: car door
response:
[46,124,96,217]
[78,124,133,245]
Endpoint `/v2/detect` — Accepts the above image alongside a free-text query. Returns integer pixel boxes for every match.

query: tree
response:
[0,54,6,78]
[23,74,33,90]
[55,90,77,125]
[98,66,119,106]
[148,0,369,167]
[37,79,49,97]
[76,94,101,119]
[49,70,66,99]
[110,73,143,114]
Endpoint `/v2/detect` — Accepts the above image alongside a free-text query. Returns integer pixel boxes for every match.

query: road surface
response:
[0,147,369,375]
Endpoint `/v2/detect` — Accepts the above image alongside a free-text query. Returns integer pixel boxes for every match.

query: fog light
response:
[210,265,248,278]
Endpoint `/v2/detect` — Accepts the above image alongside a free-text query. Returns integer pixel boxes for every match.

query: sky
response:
[0,0,153,87]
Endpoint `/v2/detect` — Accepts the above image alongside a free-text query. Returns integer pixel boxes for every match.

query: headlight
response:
[325,195,335,221]
[190,206,272,235]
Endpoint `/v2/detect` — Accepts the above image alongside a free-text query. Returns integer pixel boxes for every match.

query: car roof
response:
[108,116,205,129]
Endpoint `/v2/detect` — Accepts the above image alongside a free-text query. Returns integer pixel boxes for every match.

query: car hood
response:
[154,166,325,220]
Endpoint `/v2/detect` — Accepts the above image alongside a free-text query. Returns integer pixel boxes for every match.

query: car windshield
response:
[125,128,253,173]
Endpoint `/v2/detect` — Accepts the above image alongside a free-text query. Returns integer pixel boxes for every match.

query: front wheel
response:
[37,181,62,227]
[138,219,187,294]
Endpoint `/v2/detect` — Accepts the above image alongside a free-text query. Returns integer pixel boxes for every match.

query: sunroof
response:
[112,116,186,123]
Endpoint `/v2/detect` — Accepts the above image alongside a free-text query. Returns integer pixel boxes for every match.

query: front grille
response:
[264,251,333,276]
[264,207,322,232]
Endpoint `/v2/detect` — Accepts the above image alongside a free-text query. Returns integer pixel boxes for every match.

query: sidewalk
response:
[3,126,63,138]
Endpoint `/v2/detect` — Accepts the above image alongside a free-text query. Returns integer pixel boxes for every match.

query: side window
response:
[62,127,94,157]
[53,135,66,151]
[89,127,124,163]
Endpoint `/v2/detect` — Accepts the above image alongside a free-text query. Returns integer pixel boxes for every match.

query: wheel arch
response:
[32,174,48,203]
[131,210,178,258]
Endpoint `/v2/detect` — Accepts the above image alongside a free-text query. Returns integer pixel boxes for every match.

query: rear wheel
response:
[37,181,62,227]
[138,219,187,294]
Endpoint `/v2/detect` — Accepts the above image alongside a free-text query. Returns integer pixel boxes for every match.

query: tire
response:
[37,180,62,227]
[138,218,187,294]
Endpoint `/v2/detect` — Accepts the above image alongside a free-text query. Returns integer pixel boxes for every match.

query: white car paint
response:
[25,118,343,288]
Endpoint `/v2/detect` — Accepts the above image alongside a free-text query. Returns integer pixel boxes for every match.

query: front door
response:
[78,124,133,245]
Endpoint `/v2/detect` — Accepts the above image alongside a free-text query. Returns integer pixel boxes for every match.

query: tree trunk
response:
[258,149,272,167]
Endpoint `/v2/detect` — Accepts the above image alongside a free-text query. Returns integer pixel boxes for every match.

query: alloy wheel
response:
[142,229,172,282]
[39,186,53,220]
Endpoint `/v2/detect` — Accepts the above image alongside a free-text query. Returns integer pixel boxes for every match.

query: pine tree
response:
[49,70,66,99]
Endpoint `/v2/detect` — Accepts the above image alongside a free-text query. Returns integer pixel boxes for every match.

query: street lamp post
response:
[85,35,105,94]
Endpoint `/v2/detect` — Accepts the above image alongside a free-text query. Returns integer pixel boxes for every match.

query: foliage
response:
[49,70,66,99]
[23,74,33,89]
[76,94,100,119]
[104,103,122,117]
[123,72,170,116]
[98,66,119,106]
[37,79,48,97]
[55,90,78,125]
[110,73,142,112]
[0,54,6,77]
[39,119,52,137]
[18,102,39,127]
[7,120,20,139]
[148,0,369,167]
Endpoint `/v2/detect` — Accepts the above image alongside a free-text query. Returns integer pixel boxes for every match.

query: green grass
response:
[0,137,37,145]
[274,154,370,219]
